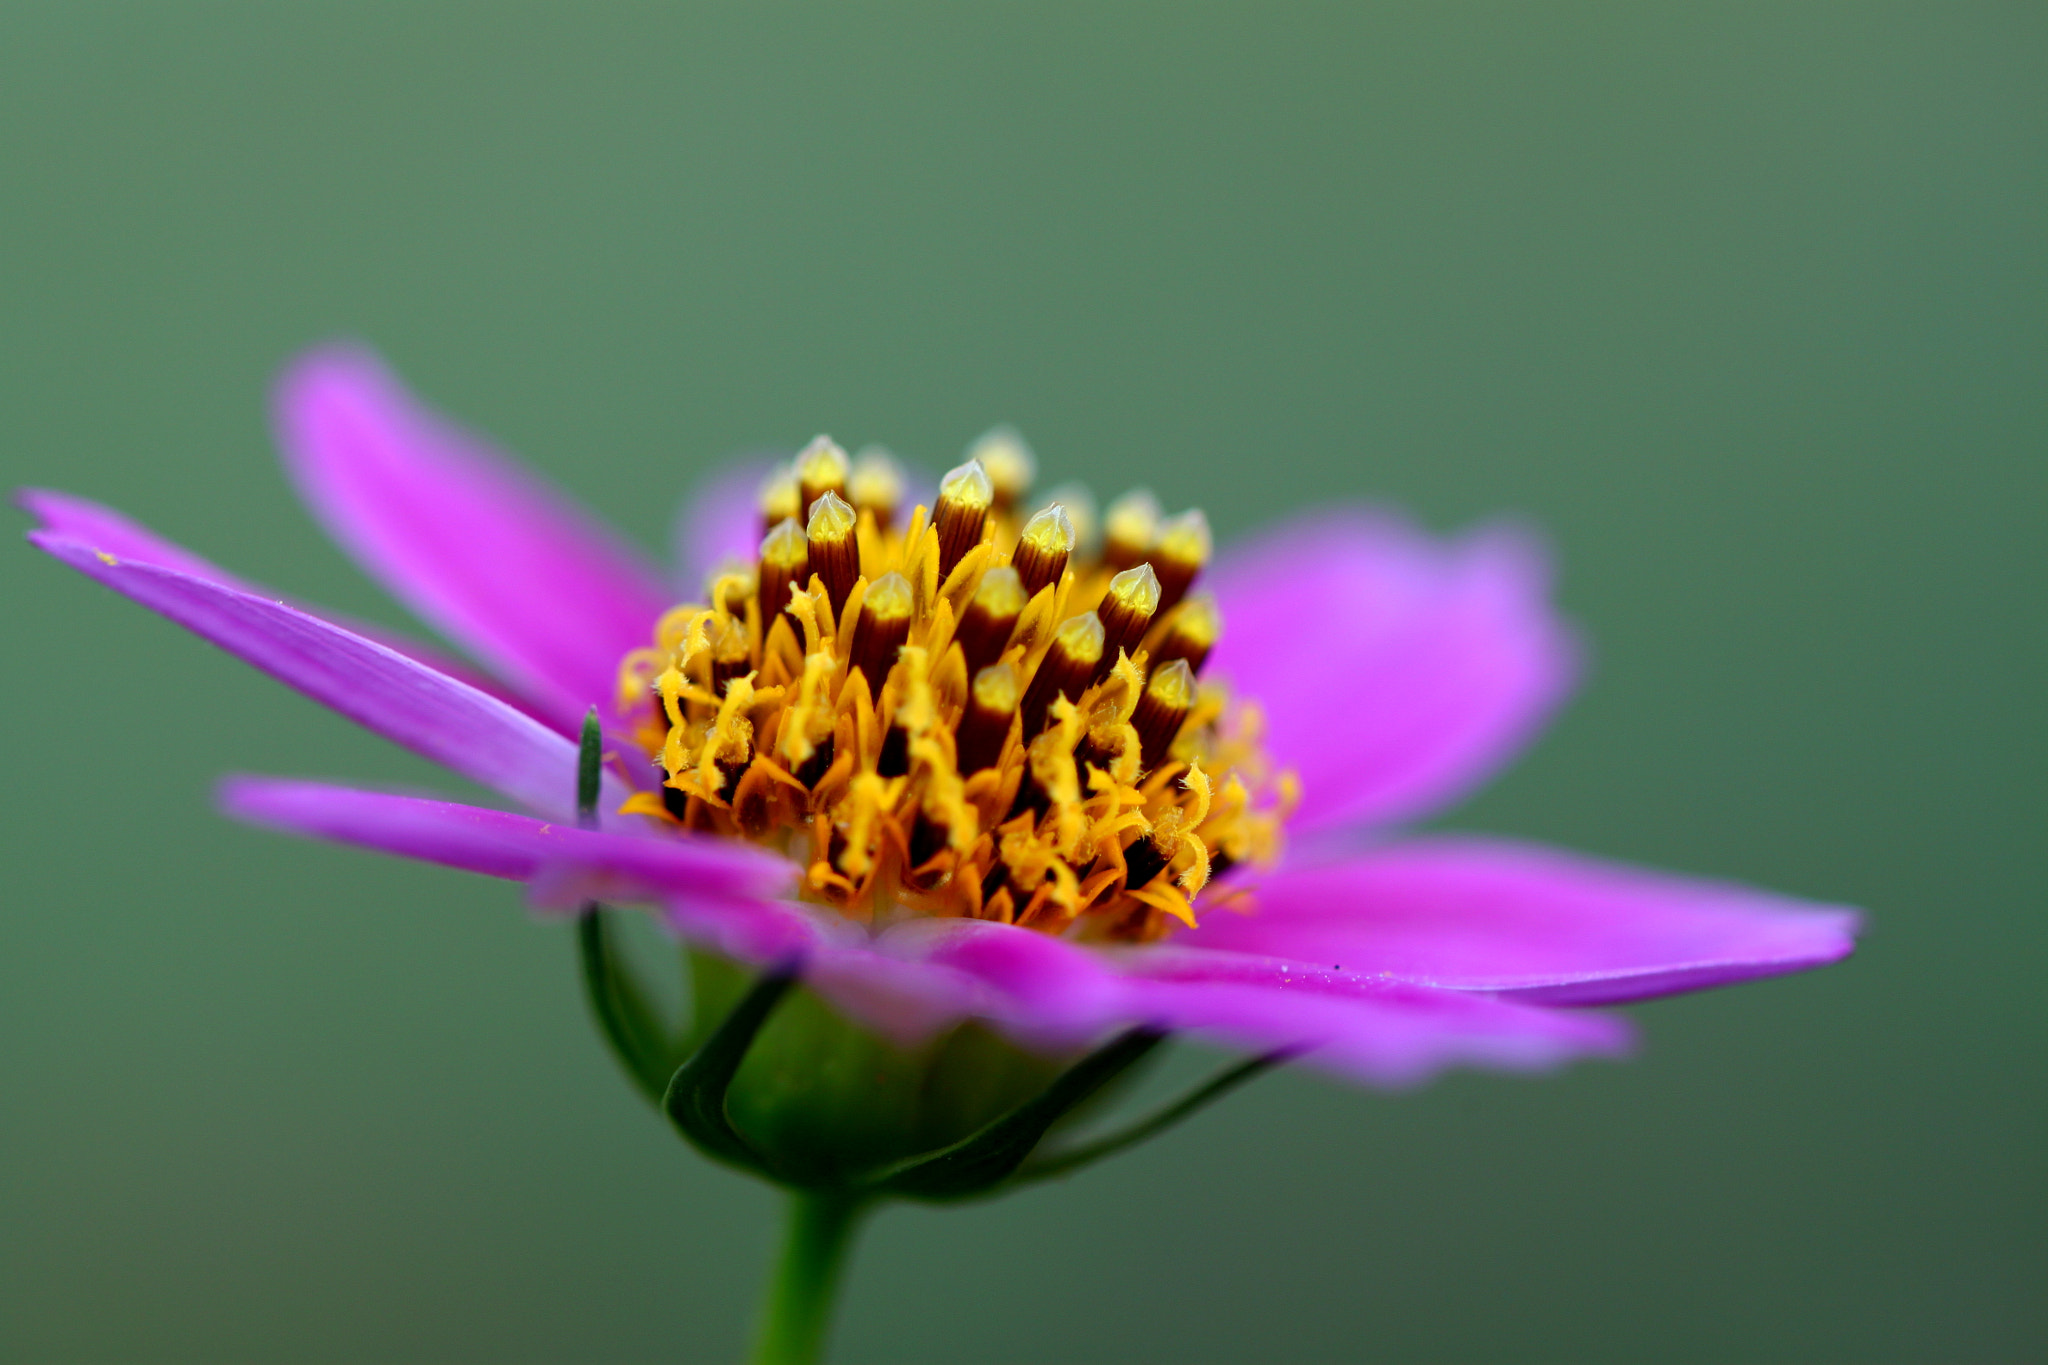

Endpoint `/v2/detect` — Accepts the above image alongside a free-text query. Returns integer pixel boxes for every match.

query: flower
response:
[21,345,1858,1097]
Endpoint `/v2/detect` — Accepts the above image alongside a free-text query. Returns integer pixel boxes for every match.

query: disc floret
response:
[618,441,1293,940]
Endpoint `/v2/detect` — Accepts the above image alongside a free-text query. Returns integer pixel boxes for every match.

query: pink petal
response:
[31,530,628,823]
[800,944,1000,1050]
[216,776,979,1046]
[220,778,810,959]
[18,489,256,588]
[216,776,1638,1084]
[273,346,673,731]
[672,455,777,600]
[836,920,1628,1085]
[870,918,1129,1051]
[1114,956,1633,1085]
[18,489,544,718]
[1182,837,1861,1005]
[1207,507,1578,835]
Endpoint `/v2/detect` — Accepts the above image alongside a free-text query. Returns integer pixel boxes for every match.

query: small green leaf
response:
[862,1028,1165,1202]
[663,965,799,1176]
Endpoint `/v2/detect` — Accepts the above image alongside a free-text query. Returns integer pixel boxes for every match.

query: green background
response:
[3,5,2041,1361]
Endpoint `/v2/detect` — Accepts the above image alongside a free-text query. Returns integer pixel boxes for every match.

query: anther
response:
[954,565,1028,673]
[849,571,914,686]
[848,446,906,530]
[1131,658,1196,769]
[756,517,810,629]
[1096,562,1161,675]
[1041,482,1099,556]
[757,464,800,535]
[1150,593,1221,675]
[1151,508,1211,614]
[967,426,1036,510]
[805,490,860,614]
[795,436,850,515]
[933,458,995,579]
[1102,488,1161,571]
[1011,504,1075,599]
[1019,610,1105,736]
[955,662,1019,775]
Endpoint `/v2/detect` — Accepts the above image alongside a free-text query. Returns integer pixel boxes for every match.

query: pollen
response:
[617,432,1291,943]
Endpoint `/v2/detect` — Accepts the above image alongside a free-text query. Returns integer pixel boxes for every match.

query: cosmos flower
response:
[21,346,1857,1096]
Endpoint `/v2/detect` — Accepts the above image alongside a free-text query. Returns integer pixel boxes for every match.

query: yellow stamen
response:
[1020,610,1105,737]
[1097,562,1162,674]
[1148,593,1220,676]
[955,565,1028,674]
[957,661,1019,776]
[795,436,850,516]
[1041,482,1099,555]
[756,518,810,634]
[805,491,860,614]
[966,426,1036,510]
[1152,508,1211,615]
[1103,488,1161,571]
[621,457,1291,944]
[757,464,800,533]
[934,459,995,578]
[1132,657,1196,769]
[849,571,914,687]
[1012,503,1075,599]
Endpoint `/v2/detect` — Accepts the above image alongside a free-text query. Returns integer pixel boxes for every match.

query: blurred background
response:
[2,5,2041,1362]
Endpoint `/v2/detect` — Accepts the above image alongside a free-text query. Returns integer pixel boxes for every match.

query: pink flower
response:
[21,344,1858,1089]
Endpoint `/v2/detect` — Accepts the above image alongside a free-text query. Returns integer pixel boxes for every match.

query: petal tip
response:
[14,487,63,524]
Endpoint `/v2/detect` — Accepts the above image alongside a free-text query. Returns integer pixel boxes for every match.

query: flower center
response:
[616,435,1294,942]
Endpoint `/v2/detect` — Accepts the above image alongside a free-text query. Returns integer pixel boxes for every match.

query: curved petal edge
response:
[1183,836,1861,1006]
[273,345,671,730]
[1208,506,1579,836]
[31,529,630,823]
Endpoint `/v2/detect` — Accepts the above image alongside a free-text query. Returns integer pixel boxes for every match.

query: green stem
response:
[747,1190,867,1365]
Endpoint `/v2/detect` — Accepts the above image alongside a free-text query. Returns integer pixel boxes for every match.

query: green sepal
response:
[576,907,691,1105]
[859,1027,1166,1202]
[662,965,800,1175]
[1009,1048,1289,1185]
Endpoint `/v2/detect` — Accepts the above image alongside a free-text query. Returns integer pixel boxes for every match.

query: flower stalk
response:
[749,1191,868,1365]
